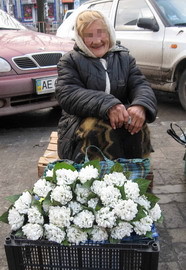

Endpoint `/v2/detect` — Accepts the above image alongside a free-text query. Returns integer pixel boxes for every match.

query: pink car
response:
[0,9,74,116]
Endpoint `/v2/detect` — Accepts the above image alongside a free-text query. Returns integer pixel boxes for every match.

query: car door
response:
[113,0,165,82]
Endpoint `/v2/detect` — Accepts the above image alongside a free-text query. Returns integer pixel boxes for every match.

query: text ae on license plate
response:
[34,76,57,95]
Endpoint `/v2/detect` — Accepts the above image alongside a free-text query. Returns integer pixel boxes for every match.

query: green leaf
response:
[134,178,150,194]
[87,192,97,200]
[81,228,92,233]
[81,205,94,213]
[124,171,131,179]
[5,194,22,204]
[15,229,24,238]
[45,176,53,182]
[157,215,164,223]
[145,193,160,207]
[145,231,153,239]
[70,181,78,193]
[0,210,9,223]
[95,202,103,211]
[109,237,120,244]
[54,162,76,172]
[62,239,70,246]
[31,197,43,213]
[82,178,94,188]
[132,205,147,222]
[51,199,62,207]
[42,191,52,213]
[110,162,123,173]
[117,185,126,200]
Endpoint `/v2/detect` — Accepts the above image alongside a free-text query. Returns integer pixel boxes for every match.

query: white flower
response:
[100,186,121,207]
[68,201,83,215]
[78,165,99,184]
[56,169,78,185]
[124,181,140,200]
[27,206,44,224]
[90,225,108,242]
[33,179,54,198]
[44,224,66,244]
[67,226,88,244]
[135,195,151,210]
[4,159,162,243]
[73,210,94,228]
[51,185,72,205]
[49,206,72,227]
[88,198,99,209]
[111,221,133,239]
[45,169,53,178]
[75,184,90,204]
[114,199,138,221]
[22,223,43,240]
[91,180,107,195]
[96,207,117,228]
[8,207,24,231]
[103,172,127,187]
[133,216,153,235]
[14,191,32,214]
[149,203,162,221]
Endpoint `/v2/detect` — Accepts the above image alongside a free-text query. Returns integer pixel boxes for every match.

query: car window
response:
[155,0,186,26]
[0,9,26,30]
[63,10,74,21]
[115,0,154,31]
[88,1,113,18]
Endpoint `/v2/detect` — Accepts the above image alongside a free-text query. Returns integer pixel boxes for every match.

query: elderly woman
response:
[55,10,157,162]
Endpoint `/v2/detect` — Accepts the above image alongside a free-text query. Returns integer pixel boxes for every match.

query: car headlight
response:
[0,58,11,72]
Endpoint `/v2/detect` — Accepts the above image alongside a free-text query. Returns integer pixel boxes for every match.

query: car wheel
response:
[178,70,186,110]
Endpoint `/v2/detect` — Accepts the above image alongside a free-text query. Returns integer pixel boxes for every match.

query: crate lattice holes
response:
[5,234,159,270]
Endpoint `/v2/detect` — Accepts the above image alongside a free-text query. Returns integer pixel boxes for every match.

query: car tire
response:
[178,70,186,111]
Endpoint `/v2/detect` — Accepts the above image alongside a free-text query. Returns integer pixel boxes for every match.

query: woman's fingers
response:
[107,104,128,129]
[126,106,146,134]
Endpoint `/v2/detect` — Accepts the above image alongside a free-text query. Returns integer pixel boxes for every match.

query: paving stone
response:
[177,203,186,219]
[153,184,186,194]
[157,193,186,204]
[158,262,181,270]
[179,260,186,270]
[158,228,177,262]
[160,204,186,228]
[168,229,186,243]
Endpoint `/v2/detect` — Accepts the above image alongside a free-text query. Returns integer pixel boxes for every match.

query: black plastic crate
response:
[4,234,159,270]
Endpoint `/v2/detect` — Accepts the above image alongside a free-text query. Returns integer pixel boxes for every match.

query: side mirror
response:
[137,18,159,32]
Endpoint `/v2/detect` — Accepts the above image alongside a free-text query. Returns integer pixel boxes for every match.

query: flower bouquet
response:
[0,160,162,245]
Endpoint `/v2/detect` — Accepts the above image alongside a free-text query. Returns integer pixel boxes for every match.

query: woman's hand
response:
[126,105,146,135]
[108,104,146,134]
[107,104,129,129]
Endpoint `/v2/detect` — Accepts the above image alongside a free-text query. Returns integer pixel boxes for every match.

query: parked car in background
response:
[56,0,186,110]
[63,9,74,21]
[0,9,74,116]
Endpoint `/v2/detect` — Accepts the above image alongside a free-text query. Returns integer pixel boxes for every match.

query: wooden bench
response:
[38,131,154,191]
[38,131,59,177]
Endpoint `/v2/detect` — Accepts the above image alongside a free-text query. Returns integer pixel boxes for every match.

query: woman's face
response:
[82,19,110,58]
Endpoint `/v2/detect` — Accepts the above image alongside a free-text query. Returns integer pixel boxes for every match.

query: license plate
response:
[34,76,57,95]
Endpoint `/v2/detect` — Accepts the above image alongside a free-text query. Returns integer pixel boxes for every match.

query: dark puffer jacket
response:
[55,45,157,159]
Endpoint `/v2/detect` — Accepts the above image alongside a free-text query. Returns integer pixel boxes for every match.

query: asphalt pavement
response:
[0,110,186,269]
